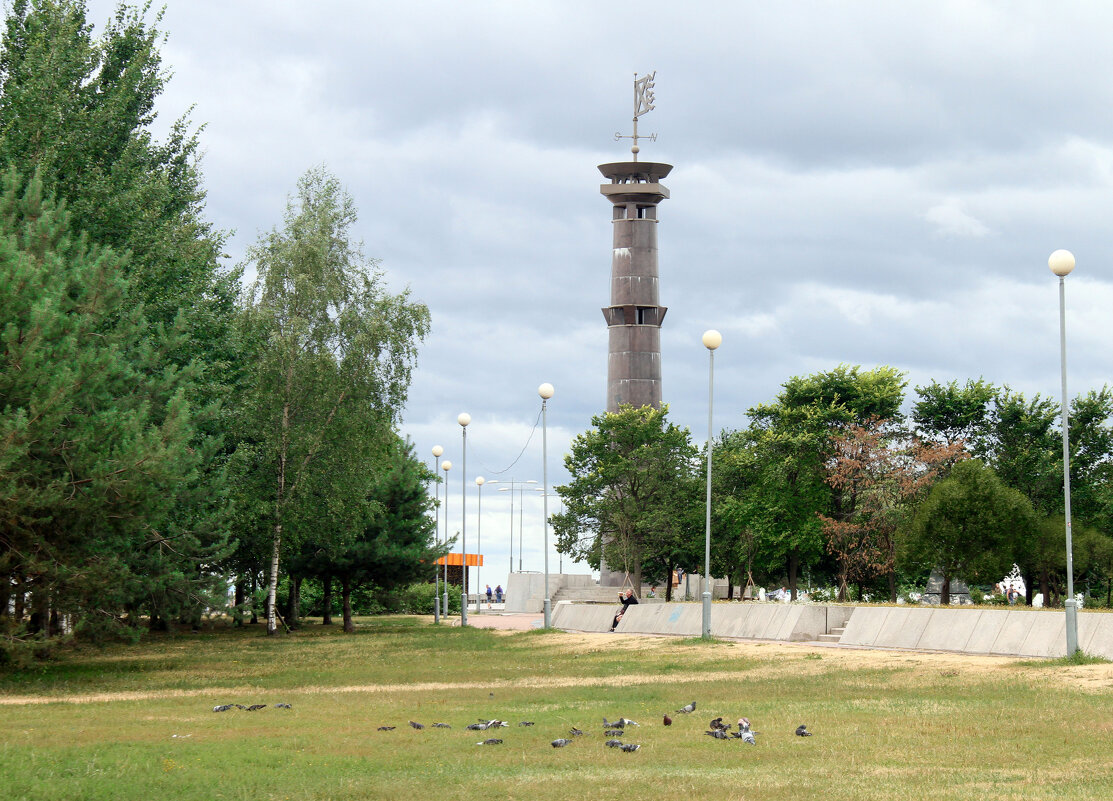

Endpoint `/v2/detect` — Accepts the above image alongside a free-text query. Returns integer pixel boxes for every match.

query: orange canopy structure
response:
[435,553,483,567]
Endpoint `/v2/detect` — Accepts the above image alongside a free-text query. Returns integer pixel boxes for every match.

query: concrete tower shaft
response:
[599,161,672,412]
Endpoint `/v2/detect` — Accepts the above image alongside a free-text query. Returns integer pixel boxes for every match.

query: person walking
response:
[485,585,493,607]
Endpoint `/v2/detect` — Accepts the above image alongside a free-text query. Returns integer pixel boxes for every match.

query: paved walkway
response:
[457,613,544,631]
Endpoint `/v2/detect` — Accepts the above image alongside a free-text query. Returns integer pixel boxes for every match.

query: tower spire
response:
[614,71,657,162]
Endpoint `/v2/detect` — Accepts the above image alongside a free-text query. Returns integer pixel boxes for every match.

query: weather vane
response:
[614,71,657,162]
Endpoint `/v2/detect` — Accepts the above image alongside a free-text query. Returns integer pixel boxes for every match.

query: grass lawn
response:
[2,615,1112,800]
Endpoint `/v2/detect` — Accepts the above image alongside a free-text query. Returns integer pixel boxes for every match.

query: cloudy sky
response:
[85,1,1113,582]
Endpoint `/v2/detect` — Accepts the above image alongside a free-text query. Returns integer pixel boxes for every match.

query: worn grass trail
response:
[2,617,1113,800]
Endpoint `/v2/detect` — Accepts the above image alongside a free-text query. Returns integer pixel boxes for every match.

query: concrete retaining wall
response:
[551,601,1113,659]
[838,606,1113,658]
[554,601,844,641]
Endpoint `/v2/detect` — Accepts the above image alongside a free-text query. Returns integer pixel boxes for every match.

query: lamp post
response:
[458,412,471,627]
[539,382,554,629]
[490,478,538,575]
[1049,249,1078,656]
[702,329,722,640]
[475,476,485,614]
[431,445,444,622]
[441,459,452,616]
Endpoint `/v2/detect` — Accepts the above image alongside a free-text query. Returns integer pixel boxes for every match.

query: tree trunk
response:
[249,572,259,624]
[267,524,282,635]
[940,570,951,605]
[726,576,734,601]
[233,581,245,627]
[268,400,290,637]
[0,571,9,621]
[286,574,301,628]
[341,576,354,633]
[1040,568,1050,607]
[322,574,333,625]
[28,580,50,636]
[836,570,849,603]
[887,569,897,603]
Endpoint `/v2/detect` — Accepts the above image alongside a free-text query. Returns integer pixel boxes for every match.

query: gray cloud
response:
[80,0,1113,578]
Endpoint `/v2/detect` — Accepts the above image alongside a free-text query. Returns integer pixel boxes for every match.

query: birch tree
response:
[236,168,429,635]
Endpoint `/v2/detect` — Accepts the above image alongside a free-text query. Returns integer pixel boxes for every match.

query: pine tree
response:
[0,171,224,655]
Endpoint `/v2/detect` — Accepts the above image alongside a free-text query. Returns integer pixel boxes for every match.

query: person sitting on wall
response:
[495,585,503,604]
[610,589,639,632]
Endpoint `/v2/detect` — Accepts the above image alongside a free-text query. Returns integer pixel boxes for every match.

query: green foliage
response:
[0,0,241,646]
[553,404,699,591]
[232,166,429,634]
[0,170,229,653]
[904,459,1037,598]
[728,365,908,595]
[913,378,997,447]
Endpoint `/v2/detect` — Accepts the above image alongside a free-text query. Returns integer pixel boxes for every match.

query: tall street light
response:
[458,412,471,627]
[475,476,485,614]
[431,445,443,623]
[441,459,452,616]
[702,329,722,640]
[490,478,538,573]
[539,382,554,629]
[1049,249,1078,656]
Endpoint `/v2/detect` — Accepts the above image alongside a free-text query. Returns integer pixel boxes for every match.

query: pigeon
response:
[477,738,503,745]
[709,717,726,730]
[604,729,625,737]
[518,721,535,727]
[605,739,624,748]
[676,702,696,714]
[551,738,573,748]
[569,727,584,736]
[233,704,246,710]
[274,703,292,709]
[705,729,729,740]
[466,723,486,731]
[795,724,813,737]
[602,717,623,729]
[619,743,640,752]
[663,714,672,726]
[245,704,266,712]
[616,718,639,727]
[409,721,425,730]
[737,718,756,745]
[212,704,234,712]
[377,726,396,731]
[432,723,452,728]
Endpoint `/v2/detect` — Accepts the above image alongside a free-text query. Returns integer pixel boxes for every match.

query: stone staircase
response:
[551,585,658,604]
[817,625,846,644]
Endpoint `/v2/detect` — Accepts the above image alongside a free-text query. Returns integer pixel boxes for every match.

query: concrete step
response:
[829,627,846,636]
[816,633,843,643]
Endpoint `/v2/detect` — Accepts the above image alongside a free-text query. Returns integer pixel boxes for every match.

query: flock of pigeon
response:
[372,700,814,750]
[212,703,292,712]
[671,701,813,744]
